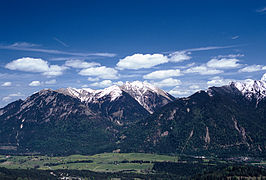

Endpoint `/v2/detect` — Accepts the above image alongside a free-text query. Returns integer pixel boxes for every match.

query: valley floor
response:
[0,153,265,179]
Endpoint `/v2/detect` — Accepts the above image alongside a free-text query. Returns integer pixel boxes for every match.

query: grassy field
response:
[0,153,178,173]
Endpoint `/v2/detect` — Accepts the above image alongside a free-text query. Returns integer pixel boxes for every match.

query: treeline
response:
[0,167,56,180]
[153,161,266,179]
[195,165,266,179]
[0,167,182,180]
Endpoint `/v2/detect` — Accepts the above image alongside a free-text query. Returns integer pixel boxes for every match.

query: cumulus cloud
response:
[239,65,266,73]
[206,58,241,69]
[153,78,181,88]
[168,51,191,62]
[5,57,67,77]
[1,82,12,87]
[45,79,57,85]
[207,76,233,87]
[79,66,118,79]
[88,80,123,88]
[185,65,223,75]
[90,80,113,88]
[65,60,100,69]
[42,65,67,76]
[143,69,182,79]
[117,53,168,70]
[87,77,100,82]
[189,85,200,89]
[168,88,196,97]
[2,92,24,102]
[116,51,192,70]
[29,81,41,87]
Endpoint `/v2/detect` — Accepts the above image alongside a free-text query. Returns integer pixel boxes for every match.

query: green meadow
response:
[0,153,178,173]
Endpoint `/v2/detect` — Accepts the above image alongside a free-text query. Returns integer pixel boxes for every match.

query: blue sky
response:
[0,0,266,107]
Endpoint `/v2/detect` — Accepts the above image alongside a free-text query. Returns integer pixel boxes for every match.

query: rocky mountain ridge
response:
[0,76,265,156]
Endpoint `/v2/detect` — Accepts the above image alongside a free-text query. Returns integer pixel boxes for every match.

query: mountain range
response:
[0,78,265,156]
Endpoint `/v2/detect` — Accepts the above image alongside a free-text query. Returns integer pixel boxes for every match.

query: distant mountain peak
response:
[230,79,266,101]
[120,81,175,113]
[56,81,175,114]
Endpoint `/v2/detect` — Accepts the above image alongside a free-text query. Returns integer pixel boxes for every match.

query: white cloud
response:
[207,76,233,87]
[1,82,12,87]
[65,60,100,69]
[5,57,67,77]
[42,65,67,77]
[189,85,200,89]
[87,77,100,81]
[10,42,39,48]
[206,58,241,69]
[217,54,244,58]
[143,69,182,79]
[117,53,168,70]
[184,45,237,52]
[116,51,192,70]
[153,78,181,88]
[239,65,266,73]
[175,63,196,69]
[168,51,191,62]
[90,80,113,88]
[185,65,223,75]
[232,36,239,40]
[29,81,41,87]
[79,66,118,79]
[114,81,124,86]
[169,88,195,97]
[2,92,24,102]
[0,44,116,57]
[45,79,57,85]
[86,80,123,88]
[257,7,266,13]
[6,57,50,72]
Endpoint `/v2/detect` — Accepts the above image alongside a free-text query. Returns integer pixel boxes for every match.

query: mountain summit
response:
[59,81,175,114]
[120,78,266,156]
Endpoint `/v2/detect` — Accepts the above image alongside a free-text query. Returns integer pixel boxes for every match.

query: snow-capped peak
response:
[122,81,158,93]
[231,79,266,101]
[94,85,123,101]
[58,85,123,102]
[120,81,174,113]
[261,73,266,82]
[57,81,174,113]
[121,81,170,98]
[57,87,95,102]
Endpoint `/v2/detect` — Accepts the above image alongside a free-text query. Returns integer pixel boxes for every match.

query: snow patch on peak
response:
[120,81,174,113]
[232,79,266,101]
[123,81,158,93]
[121,81,169,98]
[62,87,94,102]
[94,85,123,101]
[59,86,123,102]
